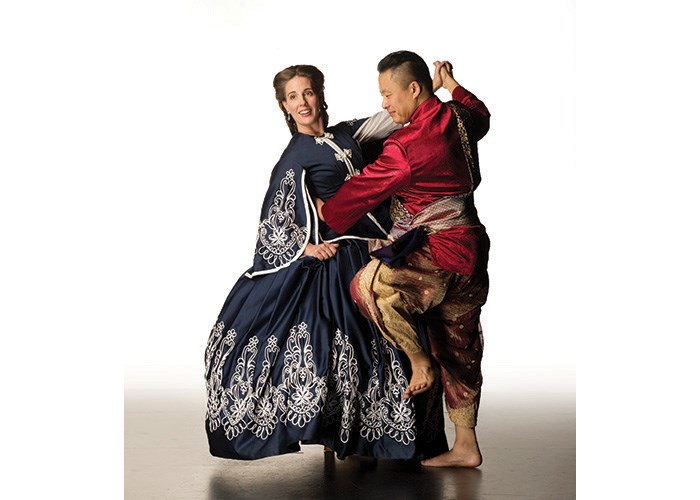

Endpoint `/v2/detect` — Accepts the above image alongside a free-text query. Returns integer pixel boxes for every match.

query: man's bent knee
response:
[350,263,378,321]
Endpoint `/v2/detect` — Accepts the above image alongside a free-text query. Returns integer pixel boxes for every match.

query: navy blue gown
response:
[205,114,448,460]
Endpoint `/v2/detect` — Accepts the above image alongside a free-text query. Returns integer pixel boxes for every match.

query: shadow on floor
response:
[206,452,482,500]
[125,392,574,500]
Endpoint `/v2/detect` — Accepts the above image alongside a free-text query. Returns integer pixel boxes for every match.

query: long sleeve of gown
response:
[246,156,311,277]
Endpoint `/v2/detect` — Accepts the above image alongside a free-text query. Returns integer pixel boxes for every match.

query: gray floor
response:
[125,391,575,500]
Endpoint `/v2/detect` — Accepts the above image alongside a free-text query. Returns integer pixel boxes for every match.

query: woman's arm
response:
[352,110,402,143]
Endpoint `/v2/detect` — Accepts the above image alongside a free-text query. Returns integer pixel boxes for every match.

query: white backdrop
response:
[112,0,576,395]
[5,1,700,498]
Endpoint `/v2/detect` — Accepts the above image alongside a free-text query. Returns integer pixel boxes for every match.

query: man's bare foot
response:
[403,363,436,399]
[420,447,482,468]
[422,425,482,467]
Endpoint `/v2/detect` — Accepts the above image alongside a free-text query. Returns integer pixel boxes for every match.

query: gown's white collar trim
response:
[314,132,334,144]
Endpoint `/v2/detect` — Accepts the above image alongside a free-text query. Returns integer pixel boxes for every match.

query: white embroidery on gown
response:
[360,338,415,444]
[256,169,308,268]
[322,329,360,443]
[279,323,326,427]
[204,322,416,445]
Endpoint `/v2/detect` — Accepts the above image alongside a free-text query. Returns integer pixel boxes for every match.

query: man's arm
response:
[320,141,411,234]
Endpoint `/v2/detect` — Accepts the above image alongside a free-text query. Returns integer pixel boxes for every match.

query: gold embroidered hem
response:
[446,403,477,428]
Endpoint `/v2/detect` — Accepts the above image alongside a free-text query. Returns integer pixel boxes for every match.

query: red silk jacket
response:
[323,86,490,275]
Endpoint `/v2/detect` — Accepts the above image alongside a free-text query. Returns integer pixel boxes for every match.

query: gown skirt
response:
[205,239,448,460]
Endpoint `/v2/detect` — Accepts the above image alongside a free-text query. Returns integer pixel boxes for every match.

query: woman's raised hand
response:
[303,241,339,261]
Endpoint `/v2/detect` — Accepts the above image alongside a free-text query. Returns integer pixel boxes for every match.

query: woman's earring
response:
[287,112,293,121]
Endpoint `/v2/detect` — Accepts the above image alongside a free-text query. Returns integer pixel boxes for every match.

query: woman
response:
[204,65,447,460]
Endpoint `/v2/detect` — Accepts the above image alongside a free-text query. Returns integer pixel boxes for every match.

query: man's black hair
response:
[377,50,432,94]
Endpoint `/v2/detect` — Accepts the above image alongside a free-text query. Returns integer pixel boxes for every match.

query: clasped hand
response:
[432,60,458,93]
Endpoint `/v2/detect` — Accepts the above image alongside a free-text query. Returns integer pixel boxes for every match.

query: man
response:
[317,51,490,468]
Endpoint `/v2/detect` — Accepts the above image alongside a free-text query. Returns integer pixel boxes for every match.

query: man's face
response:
[379,70,419,125]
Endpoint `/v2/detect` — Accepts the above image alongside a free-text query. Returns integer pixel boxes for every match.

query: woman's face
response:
[282,76,323,135]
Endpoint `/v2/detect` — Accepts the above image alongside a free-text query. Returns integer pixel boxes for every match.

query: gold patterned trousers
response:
[350,244,489,428]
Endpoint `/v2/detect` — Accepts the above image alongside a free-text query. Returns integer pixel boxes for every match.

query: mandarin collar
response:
[409,96,440,124]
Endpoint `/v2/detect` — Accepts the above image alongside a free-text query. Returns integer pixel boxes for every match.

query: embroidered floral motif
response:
[322,329,360,443]
[248,337,284,439]
[204,321,416,446]
[360,338,415,444]
[379,339,416,444]
[220,336,259,439]
[204,321,236,432]
[279,323,326,427]
[256,169,307,268]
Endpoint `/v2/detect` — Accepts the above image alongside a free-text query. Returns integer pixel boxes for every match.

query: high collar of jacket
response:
[408,95,440,124]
